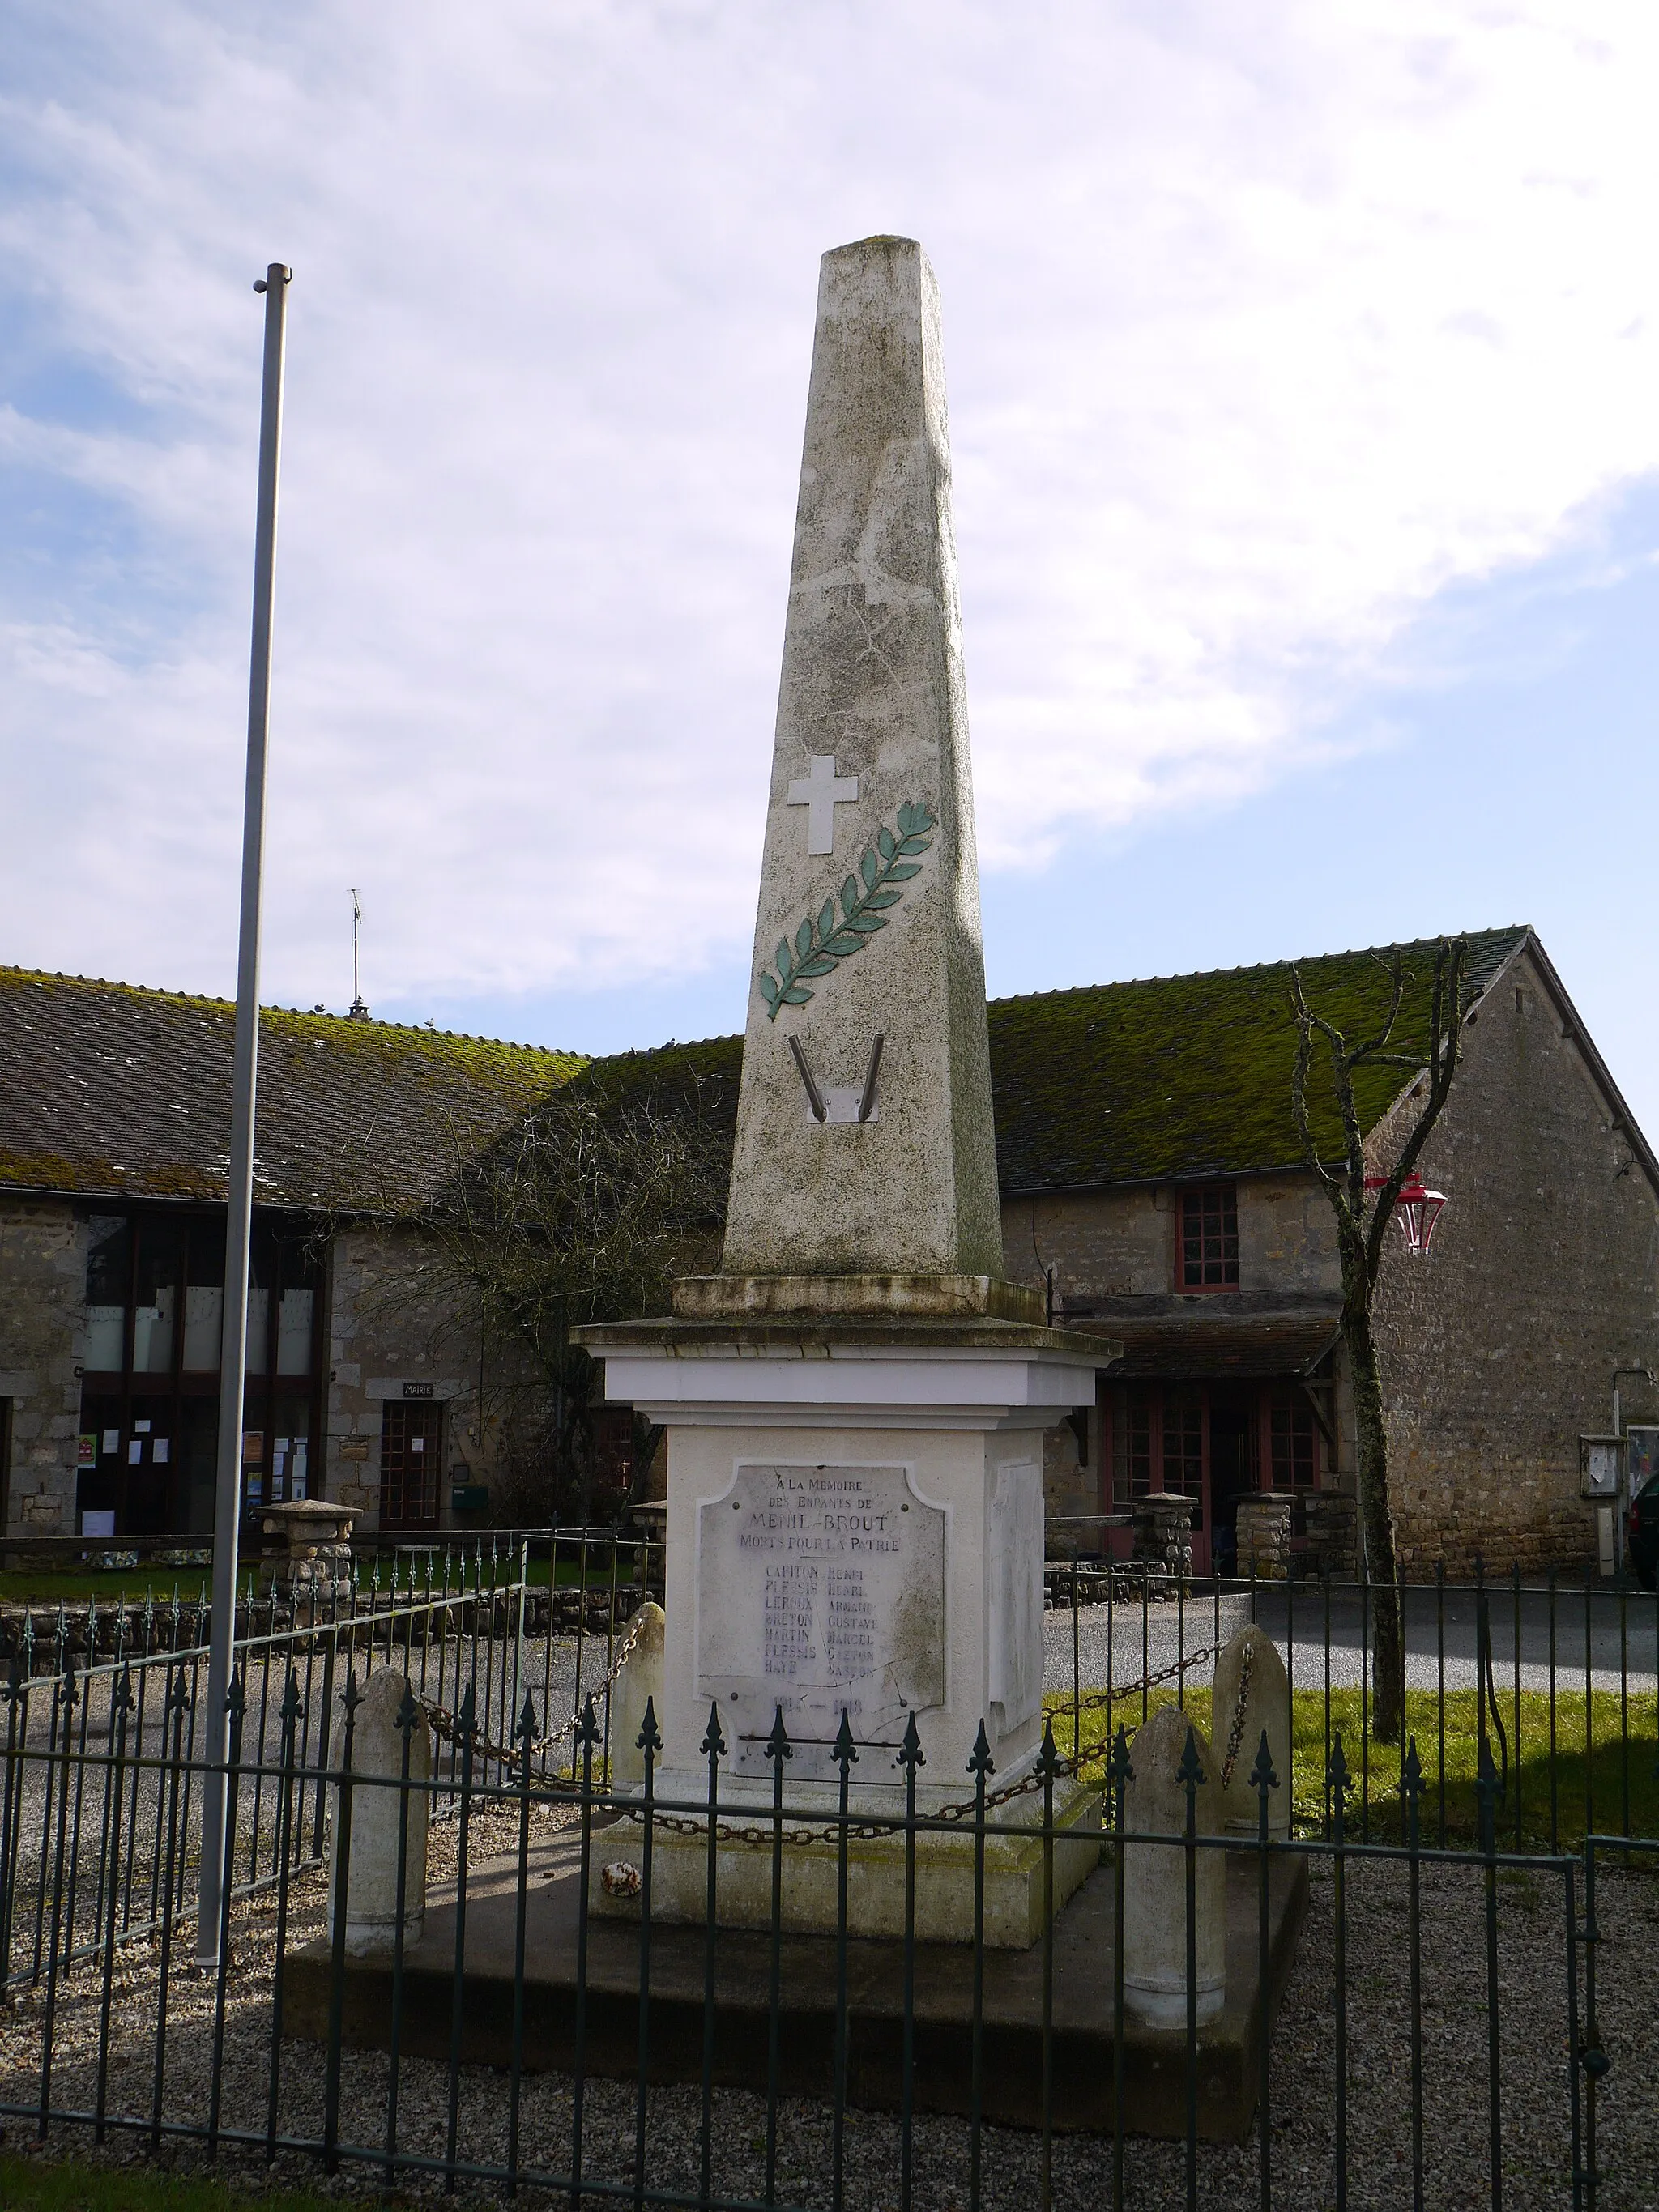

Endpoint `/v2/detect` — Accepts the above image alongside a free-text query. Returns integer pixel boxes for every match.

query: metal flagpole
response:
[198,262,292,1964]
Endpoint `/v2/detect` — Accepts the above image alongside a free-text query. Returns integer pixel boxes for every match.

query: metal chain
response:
[416,1605,653,1772]
[620,1637,1226,1850]
[412,1618,1233,1843]
[1218,1636,1256,1789]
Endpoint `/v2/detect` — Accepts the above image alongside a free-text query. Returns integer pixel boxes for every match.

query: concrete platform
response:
[284,1822,1308,2142]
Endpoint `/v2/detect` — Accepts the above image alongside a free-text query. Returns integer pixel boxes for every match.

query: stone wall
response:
[1370,944,1659,1577]
[0,1197,84,1535]
[1001,1175,1343,1306]
[324,1221,542,1530]
[1041,1408,1100,1531]
[326,1222,476,1529]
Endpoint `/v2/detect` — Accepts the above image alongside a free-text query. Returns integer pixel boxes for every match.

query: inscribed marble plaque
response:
[697,1464,946,1779]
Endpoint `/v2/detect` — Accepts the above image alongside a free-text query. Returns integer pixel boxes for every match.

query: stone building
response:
[588,926,1659,1578]
[987,925,1659,1575]
[0,964,580,1541]
[5,924,1656,1571]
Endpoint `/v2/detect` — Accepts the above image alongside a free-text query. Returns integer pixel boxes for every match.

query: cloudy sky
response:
[4,3,1658,1125]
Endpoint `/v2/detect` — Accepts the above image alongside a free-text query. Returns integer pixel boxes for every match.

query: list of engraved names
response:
[697,1463,946,1775]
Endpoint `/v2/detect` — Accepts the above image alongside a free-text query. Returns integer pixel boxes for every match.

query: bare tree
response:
[1289,938,1471,1742]
[417,1074,728,1523]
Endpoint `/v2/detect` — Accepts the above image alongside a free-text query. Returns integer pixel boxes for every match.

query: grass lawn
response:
[1048,1683,1659,1851]
[0,1570,187,1607]
[0,2154,343,2212]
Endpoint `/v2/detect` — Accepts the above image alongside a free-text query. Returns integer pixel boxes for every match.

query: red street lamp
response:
[1364,1171,1447,1255]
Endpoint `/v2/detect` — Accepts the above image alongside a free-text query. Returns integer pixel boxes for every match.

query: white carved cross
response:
[787,753,859,855]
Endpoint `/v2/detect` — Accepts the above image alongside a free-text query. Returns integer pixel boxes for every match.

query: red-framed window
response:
[1162,1385,1205,1495]
[1113,1383,1207,1510]
[1178,1183,1239,1291]
[1109,1380,1324,1513]
[1267,1388,1320,1490]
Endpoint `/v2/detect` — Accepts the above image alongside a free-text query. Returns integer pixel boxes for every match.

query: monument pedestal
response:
[578,1289,1117,1945]
[592,1774,1102,1947]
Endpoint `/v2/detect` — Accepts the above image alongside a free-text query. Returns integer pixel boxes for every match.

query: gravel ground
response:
[2,1796,1655,2212]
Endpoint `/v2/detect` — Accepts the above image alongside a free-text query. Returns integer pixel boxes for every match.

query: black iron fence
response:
[0,1540,1653,2209]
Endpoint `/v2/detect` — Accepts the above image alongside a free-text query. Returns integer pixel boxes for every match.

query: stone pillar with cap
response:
[1132,1493,1195,1583]
[259,1498,356,1613]
[578,237,1116,1944]
[1235,1492,1296,1580]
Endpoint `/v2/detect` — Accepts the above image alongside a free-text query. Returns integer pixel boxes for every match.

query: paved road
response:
[1043,1584,1659,1696]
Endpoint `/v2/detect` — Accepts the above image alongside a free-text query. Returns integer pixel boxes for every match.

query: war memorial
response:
[287,235,1307,2141]
[6,233,1652,2210]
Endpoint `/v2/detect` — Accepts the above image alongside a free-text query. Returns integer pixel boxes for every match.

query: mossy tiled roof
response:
[584,929,1531,1193]
[0,930,1530,1213]
[0,967,584,1210]
[986,927,1529,1190]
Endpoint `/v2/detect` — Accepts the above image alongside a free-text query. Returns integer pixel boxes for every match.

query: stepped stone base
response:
[589,1774,1101,1947]
[284,1825,1308,2143]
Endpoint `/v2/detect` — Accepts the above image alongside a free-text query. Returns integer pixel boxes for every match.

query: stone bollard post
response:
[1131,1494,1195,1585]
[329,1666,432,1955]
[1212,1622,1291,1840]
[1235,1492,1295,1580]
[259,1499,356,1617]
[608,1601,666,1791]
[1121,1703,1226,2028]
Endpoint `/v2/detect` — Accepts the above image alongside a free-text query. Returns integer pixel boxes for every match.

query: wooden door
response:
[379,1400,442,1528]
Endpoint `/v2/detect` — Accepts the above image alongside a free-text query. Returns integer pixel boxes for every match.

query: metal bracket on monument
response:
[788,1035,827,1121]
[789,1033,883,1124]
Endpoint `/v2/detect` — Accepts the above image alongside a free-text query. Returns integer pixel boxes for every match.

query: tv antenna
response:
[348,888,369,1019]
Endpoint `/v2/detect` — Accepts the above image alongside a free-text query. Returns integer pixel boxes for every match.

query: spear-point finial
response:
[1037,1715,1061,1779]
[1249,1728,1278,1798]
[895,1710,925,1775]
[1401,1736,1424,1801]
[833,1709,859,1772]
[1107,1723,1134,1794]
[1177,1724,1206,1792]
[766,1705,794,1767]
[1327,1733,1350,1803]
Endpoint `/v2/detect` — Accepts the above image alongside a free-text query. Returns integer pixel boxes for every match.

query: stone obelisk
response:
[579,238,1115,1944]
[715,234,1003,1294]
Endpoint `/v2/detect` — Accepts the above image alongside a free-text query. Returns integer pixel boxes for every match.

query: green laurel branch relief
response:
[757,800,937,1019]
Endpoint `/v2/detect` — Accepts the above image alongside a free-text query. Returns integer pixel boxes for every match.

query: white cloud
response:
[1,0,1657,1010]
